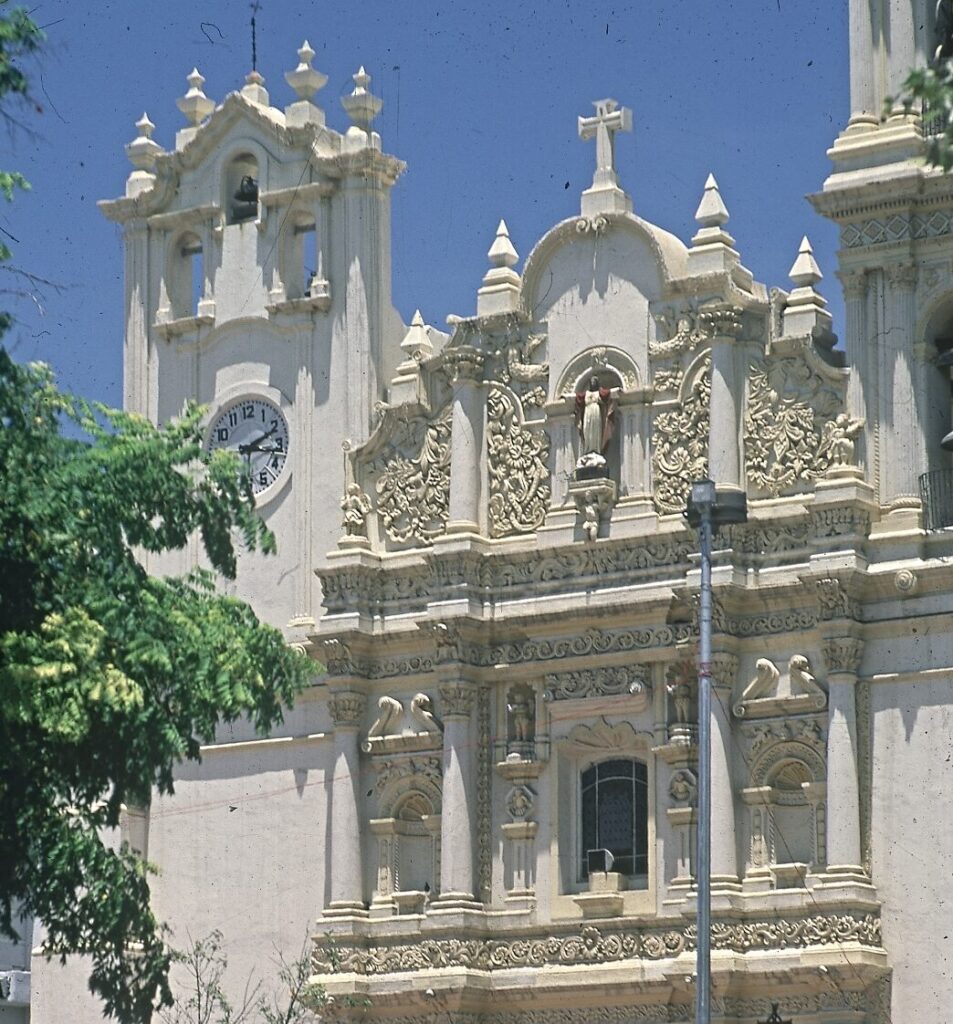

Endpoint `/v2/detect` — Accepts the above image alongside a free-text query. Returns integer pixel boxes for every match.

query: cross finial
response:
[577,98,632,217]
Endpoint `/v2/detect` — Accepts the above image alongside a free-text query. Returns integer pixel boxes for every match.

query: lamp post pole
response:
[685,480,746,1024]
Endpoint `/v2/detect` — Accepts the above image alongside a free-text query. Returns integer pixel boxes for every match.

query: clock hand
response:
[237,423,279,455]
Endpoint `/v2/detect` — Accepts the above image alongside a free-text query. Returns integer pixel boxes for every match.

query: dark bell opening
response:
[231,175,259,221]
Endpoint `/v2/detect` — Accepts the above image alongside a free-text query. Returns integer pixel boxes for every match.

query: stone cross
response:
[578,98,632,191]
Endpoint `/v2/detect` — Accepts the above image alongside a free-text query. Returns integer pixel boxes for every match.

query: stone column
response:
[882,262,920,508]
[710,653,739,887]
[821,637,865,876]
[435,683,479,907]
[837,269,869,473]
[444,348,486,534]
[703,306,744,495]
[326,690,367,916]
[847,0,879,128]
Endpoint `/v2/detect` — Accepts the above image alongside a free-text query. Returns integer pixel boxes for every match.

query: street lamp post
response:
[684,480,747,1024]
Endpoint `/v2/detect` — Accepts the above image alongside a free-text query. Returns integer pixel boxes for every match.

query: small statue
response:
[341,483,371,537]
[582,489,600,542]
[507,689,535,743]
[821,412,863,469]
[667,677,693,725]
[574,375,620,468]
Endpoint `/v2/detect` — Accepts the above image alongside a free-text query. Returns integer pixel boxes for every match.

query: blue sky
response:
[4,1,847,407]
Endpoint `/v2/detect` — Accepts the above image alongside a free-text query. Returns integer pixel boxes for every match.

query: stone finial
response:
[241,69,270,107]
[177,68,214,126]
[285,39,327,100]
[487,219,518,268]
[400,309,434,361]
[126,113,162,170]
[125,113,164,198]
[782,235,832,340]
[789,235,822,288]
[341,66,382,129]
[478,219,521,316]
[694,173,729,227]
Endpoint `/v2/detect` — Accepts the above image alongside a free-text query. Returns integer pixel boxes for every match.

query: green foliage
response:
[159,930,325,1024]
[0,353,313,1022]
[894,62,953,170]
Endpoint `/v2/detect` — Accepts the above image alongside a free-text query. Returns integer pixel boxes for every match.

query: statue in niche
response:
[937,0,953,63]
[574,375,620,477]
[506,684,535,757]
[341,483,372,537]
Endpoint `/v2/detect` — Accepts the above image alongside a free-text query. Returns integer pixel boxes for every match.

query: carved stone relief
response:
[363,693,443,753]
[733,654,826,718]
[650,309,710,360]
[487,386,550,537]
[543,664,649,703]
[565,717,642,753]
[652,358,710,514]
[743,353,847,498]
[372,404,452,546]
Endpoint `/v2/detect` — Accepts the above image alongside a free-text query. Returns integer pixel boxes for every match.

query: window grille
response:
[580,758,647,879]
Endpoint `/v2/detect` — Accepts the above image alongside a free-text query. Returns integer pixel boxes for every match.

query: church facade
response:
[21,2,953,1022]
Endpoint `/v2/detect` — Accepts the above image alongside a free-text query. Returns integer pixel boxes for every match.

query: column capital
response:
[699,303,744,340]
[710,651,739,694]
[885,261,917,291]
[821,636,864,677]
[836,267,867,299]
[441,346,485,384]
[438,683,477,719]
[328,689,367,728]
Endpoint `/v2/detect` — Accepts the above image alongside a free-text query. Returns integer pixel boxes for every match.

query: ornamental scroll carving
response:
[543,665,649,702]
[487,386,550,537]
[651,359,710,514]
[311,912,881,975]
[374,404,452,546]
[744,354,846,498]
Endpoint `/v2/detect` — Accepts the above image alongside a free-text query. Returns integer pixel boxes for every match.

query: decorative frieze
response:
[543,664,649,702]
[312,911,881,974]
[841,209,953,249]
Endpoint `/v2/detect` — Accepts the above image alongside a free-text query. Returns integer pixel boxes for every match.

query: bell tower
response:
[100,47,407,633]
[813,0,953,531]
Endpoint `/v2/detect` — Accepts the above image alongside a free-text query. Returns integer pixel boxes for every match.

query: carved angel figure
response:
[341,483,372,537]
[367,695,403,740]
[507,688,535,743]
[410,693,442,735]
[819,412,863,469]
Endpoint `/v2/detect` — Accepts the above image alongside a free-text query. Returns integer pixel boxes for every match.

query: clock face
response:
[206,397,290,495]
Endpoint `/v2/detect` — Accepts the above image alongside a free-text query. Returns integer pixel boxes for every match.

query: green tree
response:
[0,6,312,1022]
[896,60,953,169]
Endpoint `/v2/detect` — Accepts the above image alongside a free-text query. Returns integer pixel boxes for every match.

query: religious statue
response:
[506,685,535,751]
[574,375,620,475]
[937,0,953,63]
[820,412,863,469]
[341,482,372,537]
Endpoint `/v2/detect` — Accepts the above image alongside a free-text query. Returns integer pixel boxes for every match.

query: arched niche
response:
[165,229,204,319]
[224,151,259,224]
[369,763,442,914]
[917,289,953,477]
[743,740,826,884]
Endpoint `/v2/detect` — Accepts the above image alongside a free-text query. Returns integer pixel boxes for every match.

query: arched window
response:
[580,758,648,880]
[225,153,259,224]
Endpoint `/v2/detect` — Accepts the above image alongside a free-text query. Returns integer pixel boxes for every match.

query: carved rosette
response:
[486,386,550,537]
[375,404,452,546]
[822,636,863,676]
[328,690,367,728]
[652,359,711,514]
[543,664,649,702]
[438,684,477,719]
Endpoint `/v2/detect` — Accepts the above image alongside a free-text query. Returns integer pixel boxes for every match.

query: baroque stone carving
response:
[507,784,534,820]
[566,718,641,752]
[817,412,864,471]
[441,346,485,383]
[477,686,492,900]
[487,386,550,537]
[841,209,953,249]
[734,655,826,717]
[744,356,845,498]
[649,309,709,359]
[375,404,452,545]
[821,637,863,675]
[669,769,696,805]
[894,568,918,594]
[327,690,366,727]
[742,716,825,757]
[506,684,535,744]
[311,912,881,975]
[813,577,860,620]
[652,359,710,514]
[544,664,648,702]
[373,755,442,800]
[438,684,477,718]
[366,695,403,738]
[341,482,371,537]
